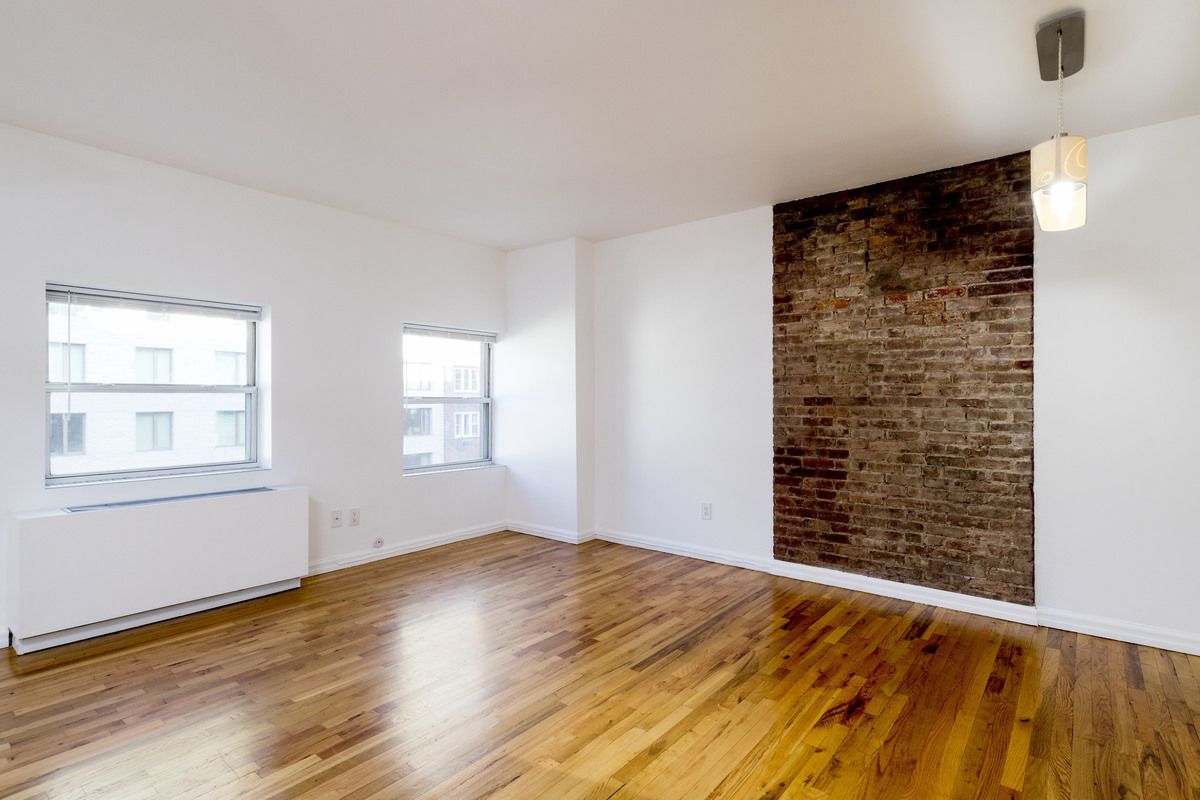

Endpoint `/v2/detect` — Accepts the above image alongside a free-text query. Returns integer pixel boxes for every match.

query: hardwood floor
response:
[1,533,1198,799]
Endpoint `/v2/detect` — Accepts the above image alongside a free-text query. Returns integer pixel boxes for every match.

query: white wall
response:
[1034,114,1200,644]
[496,240,580,535]
[593,207,775,560]
[496,238,596,538]
[575,241,596,535]
[0,124,508,634]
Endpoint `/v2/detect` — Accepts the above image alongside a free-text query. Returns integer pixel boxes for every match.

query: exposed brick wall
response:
[773,154,1034,604]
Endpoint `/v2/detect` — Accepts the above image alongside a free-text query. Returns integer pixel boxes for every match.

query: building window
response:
[404,452,433,468]
[403,325,494,471]
[48,413,86,455]
[405,362,433,394]
[405,407,432,436]
[136,412,173,451]
[454,411,480,438]
[45,284,261,485]
[136,347,173,383]
[216,410,247,447]
[453,366,479,393]
[215,351,247,385]
[48,342,86,383]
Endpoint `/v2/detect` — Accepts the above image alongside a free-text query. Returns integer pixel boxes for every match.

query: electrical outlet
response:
[349,508,361,527]
[700,503,713,521]
[331,509,343,528]
[372,537,384,549]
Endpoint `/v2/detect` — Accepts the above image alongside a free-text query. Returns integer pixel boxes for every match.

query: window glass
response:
[48,412,86,455]
[402,328,493,470]
[48,343,86,383]
[135,347,173,383]
[135,411,173,451]
[405,407,432,436]
[46,286,259,483]
[216,410,247,446]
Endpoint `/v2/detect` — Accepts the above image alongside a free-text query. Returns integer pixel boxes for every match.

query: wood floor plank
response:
[1,532,1198,798]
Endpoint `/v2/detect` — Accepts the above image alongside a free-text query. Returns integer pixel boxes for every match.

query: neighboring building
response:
[46,302,251,479]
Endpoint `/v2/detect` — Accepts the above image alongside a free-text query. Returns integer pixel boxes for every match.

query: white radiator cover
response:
[7,485,309,653]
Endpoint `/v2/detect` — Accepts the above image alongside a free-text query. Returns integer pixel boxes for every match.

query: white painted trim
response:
[595,529,768,572]
[593,528,1036,626]
[307,522,508,574]
[11,579,300,654]
[767,559,1039,626]
[504,521,596,545]
[1037,608,1200,657]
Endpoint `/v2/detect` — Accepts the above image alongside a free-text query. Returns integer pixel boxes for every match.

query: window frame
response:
[402,324,494,474]
[44,284,261,486]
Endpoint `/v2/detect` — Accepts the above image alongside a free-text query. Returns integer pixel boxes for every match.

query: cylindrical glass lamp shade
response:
[1031,134,1088,231]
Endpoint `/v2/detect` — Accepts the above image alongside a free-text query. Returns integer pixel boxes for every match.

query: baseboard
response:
[1037,608,1200,656]
[505,520,596,545]
[767,559,1039,625]
[594,528,1035,627]
[595,529,770,573]
[10,578,301,655]
[308,522,508,574]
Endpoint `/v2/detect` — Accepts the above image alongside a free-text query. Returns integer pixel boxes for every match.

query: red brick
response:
[772,153,1035,605]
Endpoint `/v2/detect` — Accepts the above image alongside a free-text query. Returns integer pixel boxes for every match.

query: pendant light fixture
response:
[1031,12,1087,231]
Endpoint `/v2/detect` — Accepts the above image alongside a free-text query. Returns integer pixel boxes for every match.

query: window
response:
[404,452,433,468]
[215,351,247,385]
[405,362,433,393]
[136,412,173,451]
[48,413,86,455]
[453,366,479,393]
[48,343,86,383]
[136,347,173,383]
[216,410,247,446]
[405,407,432,436]
[403,325,494,471]
[46,284,261,484]
[454,411,480,438]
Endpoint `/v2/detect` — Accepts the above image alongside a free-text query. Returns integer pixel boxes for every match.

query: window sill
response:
[403,462,504,477]
[46,465,271,489]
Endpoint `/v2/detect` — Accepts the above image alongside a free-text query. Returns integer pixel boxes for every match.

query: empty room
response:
[2,2,1199,798]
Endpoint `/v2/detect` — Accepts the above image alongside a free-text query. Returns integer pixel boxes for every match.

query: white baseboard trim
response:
[1037,608,1200,656]
[308,522,508,575]
[595,529,770,572]
[506,520,596,545]
[767,559,1039,625]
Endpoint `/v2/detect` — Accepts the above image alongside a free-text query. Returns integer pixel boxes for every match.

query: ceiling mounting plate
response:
[1037,11,1085,81]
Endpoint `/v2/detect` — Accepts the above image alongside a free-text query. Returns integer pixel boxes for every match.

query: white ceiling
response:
[2,1,1197,250]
